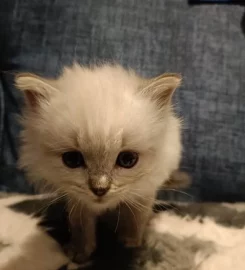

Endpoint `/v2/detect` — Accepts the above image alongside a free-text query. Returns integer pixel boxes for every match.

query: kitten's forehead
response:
[40,65,162,152]
[57,64,143,114]
[76,125,124,155]
[58,67,151,126]
[59,64,141,91]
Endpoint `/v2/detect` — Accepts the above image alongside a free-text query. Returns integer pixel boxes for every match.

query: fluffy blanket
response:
[0,193,245,270]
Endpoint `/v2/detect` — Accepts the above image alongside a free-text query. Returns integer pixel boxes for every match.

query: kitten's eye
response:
[62,151,85,168]
[116,151,138,169]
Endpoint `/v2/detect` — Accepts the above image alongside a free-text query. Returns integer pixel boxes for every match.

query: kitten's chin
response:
[90,196,120,213]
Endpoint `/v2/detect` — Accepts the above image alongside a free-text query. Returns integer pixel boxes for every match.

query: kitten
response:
[15,63,182,262]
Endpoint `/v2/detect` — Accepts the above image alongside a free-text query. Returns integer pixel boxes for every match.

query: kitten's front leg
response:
[67,204,96,263]
[117,196,154,248]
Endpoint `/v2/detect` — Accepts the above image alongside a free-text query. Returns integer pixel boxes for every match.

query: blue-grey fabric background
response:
[0,0,245,201]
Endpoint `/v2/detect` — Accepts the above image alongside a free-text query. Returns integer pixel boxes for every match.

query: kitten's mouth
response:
[92,194,113,204]
[93,196,111,204]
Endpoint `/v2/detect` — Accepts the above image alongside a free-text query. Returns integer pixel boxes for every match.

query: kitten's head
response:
[16,64,181,212]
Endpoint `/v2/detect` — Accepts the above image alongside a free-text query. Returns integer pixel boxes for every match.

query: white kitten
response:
[16,63,182,262]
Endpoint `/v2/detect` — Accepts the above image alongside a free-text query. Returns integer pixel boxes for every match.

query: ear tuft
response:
[15,73,57,110]
[141,73,182,108]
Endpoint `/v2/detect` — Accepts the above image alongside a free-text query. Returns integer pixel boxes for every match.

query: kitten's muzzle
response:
[88,175,111,197]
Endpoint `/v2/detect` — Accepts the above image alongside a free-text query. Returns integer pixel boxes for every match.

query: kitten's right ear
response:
[141,73,182,109]
[15,73,58,110]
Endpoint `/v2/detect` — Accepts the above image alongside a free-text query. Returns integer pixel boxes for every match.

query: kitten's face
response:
[16,64,181,211]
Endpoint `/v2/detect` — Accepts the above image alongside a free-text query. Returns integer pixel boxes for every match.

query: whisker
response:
[127,197,152,212]
[79,201,84,227]
[154,201,181,213]
[37,192,67,213]
[126,190,153,201]
[114,204,121,233]
[126,199,143,213]
[121,196,138,230]
[129,187,193,199]
[158,188,194,199]
[123,193,149,213]
[125,190,184,215]
[68,203,76,222]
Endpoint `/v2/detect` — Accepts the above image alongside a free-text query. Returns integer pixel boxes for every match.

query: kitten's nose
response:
[89,175,111,197]
[90,186,110,197]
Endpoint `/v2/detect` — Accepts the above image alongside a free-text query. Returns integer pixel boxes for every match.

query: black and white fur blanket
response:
[1,193,245,270]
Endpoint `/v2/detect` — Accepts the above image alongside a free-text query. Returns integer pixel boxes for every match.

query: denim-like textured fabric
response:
[0,0,245,201]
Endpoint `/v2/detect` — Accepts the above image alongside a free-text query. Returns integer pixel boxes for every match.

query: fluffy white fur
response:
[151,211,245,270]
[0,195,70,270]
[16,64,182,212]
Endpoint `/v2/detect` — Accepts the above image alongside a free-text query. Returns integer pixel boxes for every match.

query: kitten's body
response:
[16,64,182,262]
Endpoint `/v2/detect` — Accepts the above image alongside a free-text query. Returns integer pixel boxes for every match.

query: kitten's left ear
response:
[15,73,58,110]
[141,73,182,108]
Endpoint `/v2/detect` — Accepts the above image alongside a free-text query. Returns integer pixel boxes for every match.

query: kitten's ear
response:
[15,73,58,110]
[141,73,182,108]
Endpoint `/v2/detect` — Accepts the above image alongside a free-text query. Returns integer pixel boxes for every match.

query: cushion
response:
[1,193,245,270]
[0,0,245,201]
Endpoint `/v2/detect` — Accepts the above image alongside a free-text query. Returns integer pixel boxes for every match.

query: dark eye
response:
[62,151,85,168]
[116,151,138,169]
